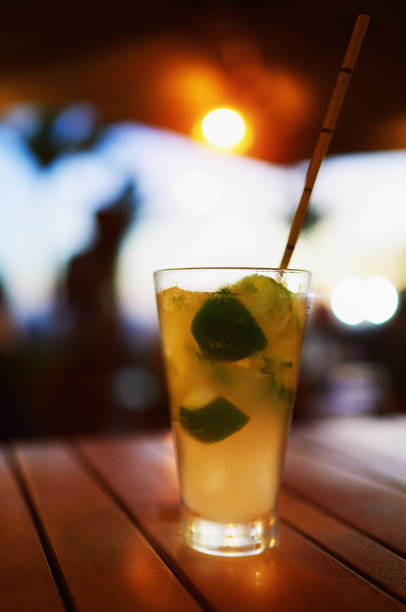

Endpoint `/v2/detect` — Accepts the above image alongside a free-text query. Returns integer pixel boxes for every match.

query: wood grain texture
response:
[280,489,406,602]
[78,434,404,612]
[295,417,406,489]
[284,437,406,557]
[0,449,64,612]
[15,441,201,612]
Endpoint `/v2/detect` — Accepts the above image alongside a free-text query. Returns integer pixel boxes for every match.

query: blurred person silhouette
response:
[38,183,137,435]
[66,184,135,350]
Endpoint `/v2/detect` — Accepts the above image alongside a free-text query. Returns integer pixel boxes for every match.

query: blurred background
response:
[0,0,405,439]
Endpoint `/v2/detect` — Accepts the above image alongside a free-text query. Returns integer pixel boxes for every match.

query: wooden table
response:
[2,416,406,611]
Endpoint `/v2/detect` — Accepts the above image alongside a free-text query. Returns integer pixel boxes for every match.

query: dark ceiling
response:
[1,0,405,162]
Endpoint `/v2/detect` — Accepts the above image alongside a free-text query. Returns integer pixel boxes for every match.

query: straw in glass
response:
[280,14,370,269]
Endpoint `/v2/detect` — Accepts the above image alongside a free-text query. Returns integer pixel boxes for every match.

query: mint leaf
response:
[217,287,233,295]
[179,397,250,443]
[191,294,267,361]
[279,385,294,403]
[259,357,295,404]
[260,356,293,374]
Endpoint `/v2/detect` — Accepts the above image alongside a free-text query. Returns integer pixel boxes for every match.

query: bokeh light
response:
[364,276,398,324]
[1,115,405,330]
[201,108,246,148]
[331,278,366,326]
[331,276,398,326]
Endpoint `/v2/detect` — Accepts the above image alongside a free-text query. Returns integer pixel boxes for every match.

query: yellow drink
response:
[155,269,311,555]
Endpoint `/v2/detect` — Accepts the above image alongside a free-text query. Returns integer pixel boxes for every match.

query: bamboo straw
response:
[280,14,370,269]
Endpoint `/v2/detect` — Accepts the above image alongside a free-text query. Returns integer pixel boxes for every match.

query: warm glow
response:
[331,276,398,326]
[201,108,246,148]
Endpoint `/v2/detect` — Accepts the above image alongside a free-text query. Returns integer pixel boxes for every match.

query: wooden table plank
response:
[284,438,406,557]
[295,417,406,489]
[280,489,406,602]
[78,434,405,612]
[15,442,201,612]
[0,449,64,612]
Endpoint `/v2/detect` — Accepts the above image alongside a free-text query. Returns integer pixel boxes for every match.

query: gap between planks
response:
[7,447,77,612]
[280,487,406,605]
[283,442,406,561]
[292,428,406,494]
[70,441,215,612]
[74,436,406,610]
[283,478,406,562]
[280,516,406,608]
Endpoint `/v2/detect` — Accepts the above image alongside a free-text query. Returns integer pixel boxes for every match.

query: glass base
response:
[182,506,278,556]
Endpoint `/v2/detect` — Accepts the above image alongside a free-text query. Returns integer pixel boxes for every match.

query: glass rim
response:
[154,266,311,276]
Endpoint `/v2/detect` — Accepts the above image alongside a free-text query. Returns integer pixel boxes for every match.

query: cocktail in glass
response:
[154,268,311,556]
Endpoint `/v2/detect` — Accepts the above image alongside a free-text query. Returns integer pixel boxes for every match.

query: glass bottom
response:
[182,506,278,556]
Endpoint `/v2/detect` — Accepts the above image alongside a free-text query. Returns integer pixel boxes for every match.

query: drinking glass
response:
[154,267,311,556]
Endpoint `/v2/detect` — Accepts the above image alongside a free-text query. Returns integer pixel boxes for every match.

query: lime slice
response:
[191,294,267,361]
[231,275,292,339]
[179,396,250,443]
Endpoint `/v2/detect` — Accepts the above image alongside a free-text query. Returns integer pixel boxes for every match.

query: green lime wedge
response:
[231,275,293,339]
[179,396,250,443]
[191,294,267,361]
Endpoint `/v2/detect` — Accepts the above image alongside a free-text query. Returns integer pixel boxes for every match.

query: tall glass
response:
[154,268,311,556]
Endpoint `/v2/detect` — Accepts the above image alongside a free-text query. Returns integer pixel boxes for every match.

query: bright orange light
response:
[201,108,247,149]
